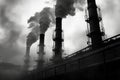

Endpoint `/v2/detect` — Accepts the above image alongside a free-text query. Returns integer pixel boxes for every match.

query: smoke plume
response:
[55,0,86,18]
[39,7,51,34]
[27,7,55,47]
[26,32,38,47]
[0,0,24,63]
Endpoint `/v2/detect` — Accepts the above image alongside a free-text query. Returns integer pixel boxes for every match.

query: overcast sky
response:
[0,0,120,65]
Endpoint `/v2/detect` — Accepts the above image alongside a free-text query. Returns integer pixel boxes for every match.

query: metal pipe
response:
[37,34,45,69]
[38,34,45,55]
[52,17,63,62]
[87,0,103,49]
[40,34,45,46]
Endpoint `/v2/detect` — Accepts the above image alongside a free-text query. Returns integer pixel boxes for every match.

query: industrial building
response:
[23,0,120,80]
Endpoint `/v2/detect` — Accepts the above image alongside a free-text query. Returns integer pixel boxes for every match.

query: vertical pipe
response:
[87,0,103,49]
[24,45,30,71]
[39,34,45,55]
[53,17,63,62]
[37,34,45,69]
[25,46,30,59]
[40,34,45,46]
[25,39,31,59]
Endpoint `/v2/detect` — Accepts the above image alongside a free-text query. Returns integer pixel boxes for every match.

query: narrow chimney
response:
[86,0,103,49]
[40,34,45,46]
[25,39,31,59]
[25,46,30,61]
[37,34,45,69]
[52,17,63,63]
[38,34,45,58]
[24,45,30,71]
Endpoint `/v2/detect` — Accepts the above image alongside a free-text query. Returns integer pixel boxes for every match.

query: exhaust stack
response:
[24,43,31,71]
[52,17,64,63]
[86,0,104,49]
[37,34,45,69]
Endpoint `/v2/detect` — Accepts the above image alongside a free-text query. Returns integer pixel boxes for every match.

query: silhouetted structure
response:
[85,0,104,49]
[37,34,45,69]
[52,17,64,63]
[24,39,31,71]
[23,0,120,80]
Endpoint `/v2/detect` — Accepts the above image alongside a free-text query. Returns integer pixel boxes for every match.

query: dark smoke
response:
[55,0,86,18]
[55,0,75,18]
[0,0,23,62]
[28,7,55,33]
[39,7,52,34]
[27,7,55,47]
[26,32,38,47]
[27,18,39,48]
[28,16,37,23]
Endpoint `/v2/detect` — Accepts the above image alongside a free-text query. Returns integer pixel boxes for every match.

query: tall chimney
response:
[39,34,45,47]
[37,34,45,69]
[86,0,103,49]
[52,17,63,63]
[24,45,30,71]
[25,46,30,59]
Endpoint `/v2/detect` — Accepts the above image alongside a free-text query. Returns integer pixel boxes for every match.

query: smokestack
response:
[39,34,45,46]
[52,17,63,63]
[24,45,30,71]
[24,32,38,70]
[25,46,30,59]
[86,0,103,49]
[38,34,45,56]
[37,34,45,69]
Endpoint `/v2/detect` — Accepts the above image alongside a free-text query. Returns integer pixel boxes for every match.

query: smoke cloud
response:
[55,0,86,18]
[38,7,55,34]
[26,7,55,49]
[0,0,24,64]
[26,22,39,47]
[28,7,55,33]
[26,32,38,47]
